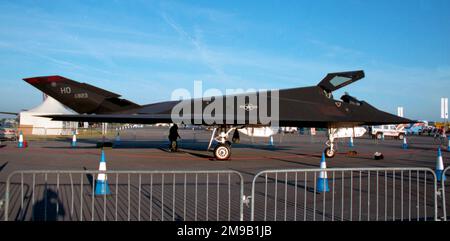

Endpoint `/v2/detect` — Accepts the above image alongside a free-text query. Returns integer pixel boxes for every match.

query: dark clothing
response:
[168,124,180,152]
[169,125,180,142]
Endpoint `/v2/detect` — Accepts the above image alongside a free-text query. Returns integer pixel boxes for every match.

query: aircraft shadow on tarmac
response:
[45,139,291,152]
[402,145,444,152]
[83,167,95,187]
[232,168,326,195]
[266,157,322,168]
[0,161,8,172]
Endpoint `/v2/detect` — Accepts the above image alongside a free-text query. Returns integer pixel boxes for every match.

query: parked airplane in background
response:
[23,70,411,160]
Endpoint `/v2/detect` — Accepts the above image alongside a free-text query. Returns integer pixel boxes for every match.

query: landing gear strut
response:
[324,128,337,158]
[208,127,237,161]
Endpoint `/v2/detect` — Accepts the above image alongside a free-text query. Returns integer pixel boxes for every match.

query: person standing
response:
[168,124,181,152]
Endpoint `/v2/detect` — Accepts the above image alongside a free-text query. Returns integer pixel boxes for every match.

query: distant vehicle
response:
[0,125,17,141]
[371,125,405,140]
[238,127,278,138]
[183,125,204,130]
[406,124,426,135]
[421,126,432,136]
[433,127,448,148]
[407,126,424,135]
[333,127,367,139]
[423,126,439,136]
[280,127,298,134]
[155,123,170,127]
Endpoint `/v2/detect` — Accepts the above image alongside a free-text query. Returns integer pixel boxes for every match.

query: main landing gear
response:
[214,144,231,160]
[208,127,239,161]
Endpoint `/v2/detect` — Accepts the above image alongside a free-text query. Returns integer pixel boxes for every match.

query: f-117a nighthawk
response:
[23,70,411,160]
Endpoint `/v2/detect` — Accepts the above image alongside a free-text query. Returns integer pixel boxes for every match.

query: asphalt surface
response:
[0,127,448,221]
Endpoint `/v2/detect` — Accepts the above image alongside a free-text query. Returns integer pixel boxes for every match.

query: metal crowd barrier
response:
[441,166,450,221]
[2,168,444,221]
[250,168,438,221]
[4,170,244,221]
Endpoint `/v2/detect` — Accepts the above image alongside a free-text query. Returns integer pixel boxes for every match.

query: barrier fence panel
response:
[0,181,6,221]
[441,167,450,221]
[250,168,438,221]
[4,170,244,221]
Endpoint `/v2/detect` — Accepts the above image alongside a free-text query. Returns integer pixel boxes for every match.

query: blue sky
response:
[0,0,449,120]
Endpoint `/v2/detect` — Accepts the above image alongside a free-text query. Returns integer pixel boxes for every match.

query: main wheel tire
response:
[398,134,404,140]
[324,147,335,158]
[214,144,231,161]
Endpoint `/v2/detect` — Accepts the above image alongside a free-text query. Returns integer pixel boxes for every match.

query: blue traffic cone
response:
[71,131,77,148]
[349,136,354,148]
[18,131,24,148]
[436,148,446,182]
[317,152,330,193]
[402,137,408,149]
[95,149,111,195]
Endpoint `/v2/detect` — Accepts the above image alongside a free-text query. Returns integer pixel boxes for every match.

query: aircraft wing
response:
[41,111,412,128]
[41,114,244,126]
[40,114,174,125]
[41,113,288,126]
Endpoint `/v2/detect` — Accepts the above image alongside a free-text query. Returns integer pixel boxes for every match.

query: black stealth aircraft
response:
[23,70,411,160]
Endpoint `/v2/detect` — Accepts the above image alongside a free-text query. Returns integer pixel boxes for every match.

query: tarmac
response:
[0,127,448,221]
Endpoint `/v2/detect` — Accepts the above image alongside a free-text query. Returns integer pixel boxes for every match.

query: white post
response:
[445,98,448,134]
[397,107,404,117]
[442,98,448,135]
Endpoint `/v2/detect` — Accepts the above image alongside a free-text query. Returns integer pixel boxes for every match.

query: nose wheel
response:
[324,147,335,158]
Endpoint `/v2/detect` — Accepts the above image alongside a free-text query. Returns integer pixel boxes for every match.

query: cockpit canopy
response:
[318,70,365,93]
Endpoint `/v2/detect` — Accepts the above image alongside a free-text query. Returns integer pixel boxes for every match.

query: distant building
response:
[19,95,78,135]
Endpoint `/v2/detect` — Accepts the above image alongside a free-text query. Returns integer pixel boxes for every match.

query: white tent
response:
[19,96,78,135]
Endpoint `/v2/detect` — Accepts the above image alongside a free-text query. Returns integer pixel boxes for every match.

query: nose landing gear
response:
[324,128,337,158]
